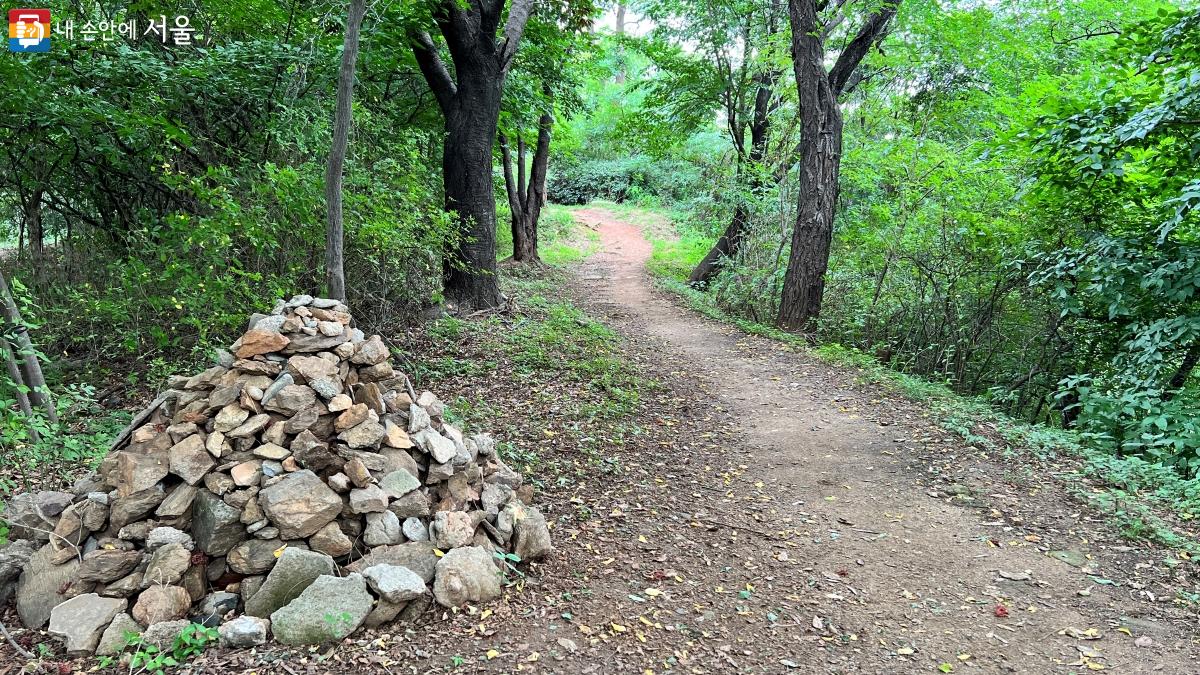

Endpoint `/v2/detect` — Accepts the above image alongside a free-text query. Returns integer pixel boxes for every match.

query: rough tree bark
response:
[777,0,900,330]
[324,0,368,303]
[411,0,535,309]
[499,107,552,263]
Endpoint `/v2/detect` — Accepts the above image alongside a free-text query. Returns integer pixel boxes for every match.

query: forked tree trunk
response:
[499,108,552,264]
[777,0,899,330]
[411,0,535,310]
[324,0,367,303]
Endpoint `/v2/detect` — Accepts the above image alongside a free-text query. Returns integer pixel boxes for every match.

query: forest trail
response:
[564,207,1198,673]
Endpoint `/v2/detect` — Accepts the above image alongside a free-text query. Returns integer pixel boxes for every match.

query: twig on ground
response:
[0,619,34,661]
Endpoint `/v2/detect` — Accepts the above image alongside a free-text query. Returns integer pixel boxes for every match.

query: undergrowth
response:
[653,271,1200,554]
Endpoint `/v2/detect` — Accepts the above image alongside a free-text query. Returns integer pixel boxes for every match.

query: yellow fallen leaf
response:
[612,623,627,633]
[434,548,445,557]
[644,588,662,597]
[273,544,288,558]
[638,616,654,626]
[486,649,499,659]
[481,609,493,620]
[957,653,972,661]
[526,652,539,662]
[638,535,648,543]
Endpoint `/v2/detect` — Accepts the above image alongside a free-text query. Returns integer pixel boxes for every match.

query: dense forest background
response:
[0,0,1197,490]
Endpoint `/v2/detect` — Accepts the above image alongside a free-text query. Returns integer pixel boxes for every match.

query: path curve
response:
[569,206,1197,674]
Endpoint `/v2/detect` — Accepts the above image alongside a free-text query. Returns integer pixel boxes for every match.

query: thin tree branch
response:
[827,0,900,98]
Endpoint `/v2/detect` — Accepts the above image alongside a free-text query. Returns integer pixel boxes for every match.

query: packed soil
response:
[4,208,1198,674]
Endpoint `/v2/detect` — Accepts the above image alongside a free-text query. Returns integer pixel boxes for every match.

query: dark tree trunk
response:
[442,71,505,306]
[777,0,899,330]
[498,105,552,264]
[324,0,367,303]
[1162,341,1200,402]
[25,189,44,260]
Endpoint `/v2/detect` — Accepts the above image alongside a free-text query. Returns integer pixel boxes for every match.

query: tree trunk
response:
[499,110,552,264]
[688,6,781,286]
[25,189,44,261]
[777,0,899,330]
[0,270,55,423]
[614,4,627,84]
[442,72,504,307]
[520,110,552,262]
[324,0,367,303]
[1162,341,1200,402]
[1,338,38,441]
[410,0,535,308]
[777,93,842,330]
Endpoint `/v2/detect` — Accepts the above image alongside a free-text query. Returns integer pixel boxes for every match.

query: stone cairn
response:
[0,295,552,656]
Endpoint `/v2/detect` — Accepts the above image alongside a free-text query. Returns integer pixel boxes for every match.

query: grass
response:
[403,271,651,489]
[633,210,1200,555]
[495,205,602,265]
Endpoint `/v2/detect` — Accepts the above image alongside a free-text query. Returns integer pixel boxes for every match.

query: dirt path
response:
[563,207,1198,673]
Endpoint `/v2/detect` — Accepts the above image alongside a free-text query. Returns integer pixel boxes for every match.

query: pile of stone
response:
[0,295,552,657]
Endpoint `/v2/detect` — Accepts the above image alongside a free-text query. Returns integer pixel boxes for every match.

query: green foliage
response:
[0,382,126,494]
[1026,8,1200,471]
[98,623,219,675]
[548,155,701,206]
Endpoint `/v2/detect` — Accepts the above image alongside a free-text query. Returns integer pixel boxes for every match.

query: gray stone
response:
[78,549,143,583]
[281,332,349,354]
[364,511,403,547]
[259,373,294,407]
[48,593,126,656]
[258,470,342,539]
[416,429,456,464]
[407,404,430,433]
[402,517,429,542]
[253,442,291,460]
[213,404,251,433]
[264,384,316,416]
[349,484,389,514]
[227,538,283,575]
[96,612,141,656]
[192,591,239,628]
[350,336,388,366]
[379,470,420,499]
[110,485,166,531]
[345,542,438,583]
[432,546,501,608]
[193,490,245,555]
[141,543,190,588]
[339,419,386,449]
[308,522,352,558]
[146,526,193,552]
[363,599,406,628]
[16,543,80,628]
[244,547,335,618]
[168,435,213,485]
[388,490,431,519]
[141,619,191,650]
[155,484,198,518]
[430,511,475,550]
[219,615,269,648]
[4,491,73,541]
[269,573,372,645]
[0,540,37,605]
[511,502,553,561]
[362,564,426,604]
[228,413,271,438]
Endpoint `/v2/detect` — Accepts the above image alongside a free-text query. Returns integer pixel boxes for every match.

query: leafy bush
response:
[547,155,701,205]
